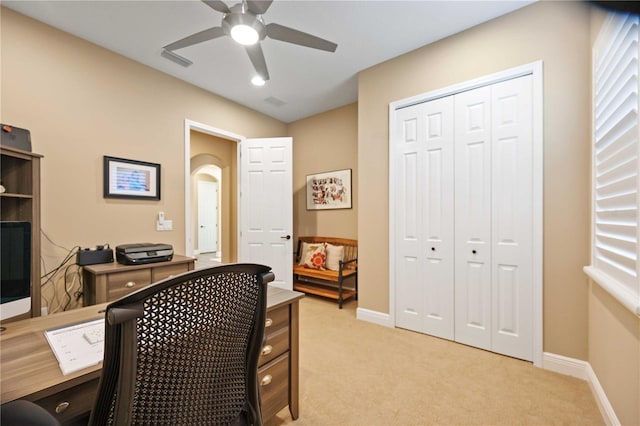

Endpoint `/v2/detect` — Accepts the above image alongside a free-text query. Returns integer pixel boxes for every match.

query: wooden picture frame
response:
[306,169,352,210]
[103,156,160,200]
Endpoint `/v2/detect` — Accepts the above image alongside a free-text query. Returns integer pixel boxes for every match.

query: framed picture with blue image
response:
[103,156,160,200]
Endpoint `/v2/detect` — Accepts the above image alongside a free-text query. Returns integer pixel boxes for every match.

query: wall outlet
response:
[157,220,173,231]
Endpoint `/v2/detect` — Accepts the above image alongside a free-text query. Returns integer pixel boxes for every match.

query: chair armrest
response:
[1,400,60,426]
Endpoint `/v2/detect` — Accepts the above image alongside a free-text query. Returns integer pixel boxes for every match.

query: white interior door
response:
[422,97,455,339]
[394,96,455,339]
[239,137,293,290]
[490,75,534,360]
[394,105,424,333]
[454,85,493,351]
[197,180,218,253]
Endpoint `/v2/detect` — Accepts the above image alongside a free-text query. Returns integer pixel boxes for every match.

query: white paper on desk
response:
[44,318,105,375]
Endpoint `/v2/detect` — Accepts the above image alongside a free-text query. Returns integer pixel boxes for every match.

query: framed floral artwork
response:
[306,169,352,210]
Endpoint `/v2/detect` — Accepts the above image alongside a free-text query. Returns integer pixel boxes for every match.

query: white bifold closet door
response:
[395,96,455,340]
[395,74,534,361]
[454,76,533,360]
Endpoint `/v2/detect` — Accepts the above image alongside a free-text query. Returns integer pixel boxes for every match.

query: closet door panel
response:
[395,110,424,332]
[454,86,492,350]
[491,76,534,361]
[422,97,455,340]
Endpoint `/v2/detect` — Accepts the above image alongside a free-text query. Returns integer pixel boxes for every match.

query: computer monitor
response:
[1,221,32,321]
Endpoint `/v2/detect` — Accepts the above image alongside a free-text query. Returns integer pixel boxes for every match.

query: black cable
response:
[41,245,80,287]
[62,263,81,311]
[41,229,72,252]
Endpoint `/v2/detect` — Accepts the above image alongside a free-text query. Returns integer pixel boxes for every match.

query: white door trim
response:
[184,119,244,257]
[387,61,544,366]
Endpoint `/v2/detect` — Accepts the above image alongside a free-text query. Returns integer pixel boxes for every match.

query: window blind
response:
[590,13,640,315]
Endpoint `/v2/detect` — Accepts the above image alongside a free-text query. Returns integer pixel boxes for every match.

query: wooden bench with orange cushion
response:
[293,236,357,309]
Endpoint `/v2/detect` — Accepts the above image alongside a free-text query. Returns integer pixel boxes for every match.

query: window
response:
[585,12,640,316]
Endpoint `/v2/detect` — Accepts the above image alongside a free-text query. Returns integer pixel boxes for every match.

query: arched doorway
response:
[190,148,235,264]
[194,165,221,258]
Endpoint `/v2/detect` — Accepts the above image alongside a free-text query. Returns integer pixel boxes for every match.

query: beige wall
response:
[589,284,640,425]
[288,103,358,242]
[1,8,285,310]
[587,8,640,426]
[358,1,592,360]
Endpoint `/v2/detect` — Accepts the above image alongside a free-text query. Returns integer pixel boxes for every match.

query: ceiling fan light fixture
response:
[251,75,266,86]
[231,24,259,45]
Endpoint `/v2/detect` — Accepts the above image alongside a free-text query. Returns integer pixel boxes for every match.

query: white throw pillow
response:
[325,244,344,271]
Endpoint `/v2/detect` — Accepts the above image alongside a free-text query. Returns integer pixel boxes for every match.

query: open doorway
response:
[188,126,239,264]
[184,120,293,286]
[194,166,221,260]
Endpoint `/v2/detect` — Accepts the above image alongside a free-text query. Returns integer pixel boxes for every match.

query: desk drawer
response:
[258,352,289,421]
[34,378,99,424]
[151,263,190,282]
[261,305,290,365]
[265,305,289,332]
[260,325,289,365]
[107,269,151,300]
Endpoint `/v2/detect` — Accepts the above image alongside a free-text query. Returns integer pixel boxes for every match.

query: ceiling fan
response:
[163,0,338,84]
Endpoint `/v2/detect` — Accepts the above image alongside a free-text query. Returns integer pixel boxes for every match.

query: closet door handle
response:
[472,250,477,254]
[281,235,291,240]
[431,247,435,251]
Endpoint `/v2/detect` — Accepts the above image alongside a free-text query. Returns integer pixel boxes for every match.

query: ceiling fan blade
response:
[246,0,273,15]
[245,44,270,81]
[163,27,226,51]
[201,0,231,14]
[266,23,337,52]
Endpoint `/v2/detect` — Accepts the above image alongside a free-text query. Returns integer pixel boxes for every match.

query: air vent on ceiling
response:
[161,49,193,68]
[264,96,286,107]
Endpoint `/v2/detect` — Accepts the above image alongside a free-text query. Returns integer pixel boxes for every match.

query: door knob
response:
[281,235,291,240]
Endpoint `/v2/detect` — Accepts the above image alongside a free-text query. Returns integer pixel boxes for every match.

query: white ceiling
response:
[3,0,534,123]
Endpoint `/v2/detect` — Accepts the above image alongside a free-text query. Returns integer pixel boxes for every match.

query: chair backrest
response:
[89,264,274,426]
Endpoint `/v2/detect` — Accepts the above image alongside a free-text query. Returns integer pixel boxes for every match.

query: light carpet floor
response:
[266,296,603,426]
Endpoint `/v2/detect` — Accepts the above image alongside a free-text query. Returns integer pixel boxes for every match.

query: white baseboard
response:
[585,362,621,426]
[543,352,620,426]
[542,352,589,379]
[356,307,393,327]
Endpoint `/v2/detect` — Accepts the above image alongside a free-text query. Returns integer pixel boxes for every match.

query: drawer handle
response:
[260,374,272,386]
[125,281,136,288]
[261,345,272,356]
[55,401,70,414]
[265,318,273,327]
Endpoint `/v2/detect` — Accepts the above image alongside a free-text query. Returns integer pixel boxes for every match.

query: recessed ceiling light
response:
[251,75,266,86]
[231,25,259,45]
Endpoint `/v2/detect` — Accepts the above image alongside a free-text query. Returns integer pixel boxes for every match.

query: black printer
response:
[116,243,173,265]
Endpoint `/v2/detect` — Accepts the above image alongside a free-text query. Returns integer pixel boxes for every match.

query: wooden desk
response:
[1,286,303,424]
[82,255,196,305]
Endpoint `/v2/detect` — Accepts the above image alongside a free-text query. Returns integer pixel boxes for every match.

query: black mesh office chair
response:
[88,264,274,426]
